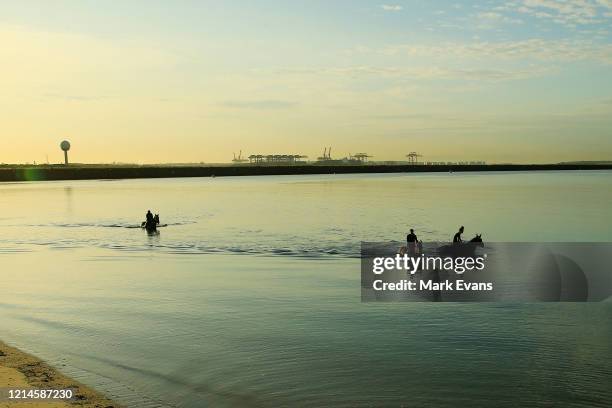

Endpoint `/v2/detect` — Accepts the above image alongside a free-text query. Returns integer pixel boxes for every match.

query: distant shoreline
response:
[1,163,611,182]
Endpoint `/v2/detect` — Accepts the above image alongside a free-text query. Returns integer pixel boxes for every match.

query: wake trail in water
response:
[17,221,198,229]
[0,233,360,259]
[0,218,376,259]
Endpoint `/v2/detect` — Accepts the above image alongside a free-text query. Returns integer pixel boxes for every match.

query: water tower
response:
[60,140,71,165]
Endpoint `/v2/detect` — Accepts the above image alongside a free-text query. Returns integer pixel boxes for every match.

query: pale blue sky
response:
[0,1,611,163]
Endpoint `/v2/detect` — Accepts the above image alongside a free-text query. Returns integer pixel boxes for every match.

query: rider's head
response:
[459,226,464,232]
[410,229,414,233]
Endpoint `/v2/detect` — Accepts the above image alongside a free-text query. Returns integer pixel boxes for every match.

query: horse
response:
[398,241,423,256]
[141,213,160,232]
[438,234,484,258]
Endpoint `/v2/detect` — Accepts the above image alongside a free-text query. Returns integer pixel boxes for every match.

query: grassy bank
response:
[1,163,611,182]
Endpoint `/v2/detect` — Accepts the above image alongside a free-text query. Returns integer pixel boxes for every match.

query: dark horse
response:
[141,214,160,233]
[438,234,484,258]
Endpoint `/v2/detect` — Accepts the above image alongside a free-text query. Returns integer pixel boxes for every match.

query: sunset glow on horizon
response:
[1,0,611,164]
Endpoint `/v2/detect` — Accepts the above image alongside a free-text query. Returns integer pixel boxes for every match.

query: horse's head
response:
[470,234,483,244]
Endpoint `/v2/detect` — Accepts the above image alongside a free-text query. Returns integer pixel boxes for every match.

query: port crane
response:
[351,153,372,163]
[232,150,248,163]
[317,147,333,161]
[406,152,423,164]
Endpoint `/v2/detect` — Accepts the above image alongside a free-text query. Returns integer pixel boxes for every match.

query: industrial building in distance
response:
[229,148,484,166]
[232,148,374,165]
[2,143,610,183]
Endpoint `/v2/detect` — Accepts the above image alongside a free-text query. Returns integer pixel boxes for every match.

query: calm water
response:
[0,171,611,407]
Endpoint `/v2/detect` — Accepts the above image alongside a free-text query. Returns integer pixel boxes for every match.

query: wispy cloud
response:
[475,11,524,27]
[503,0,611,27]
[42,92,108,102]
[222,100,298,109]
[378,39,612,63]
[277,65,551,82]
[596,0,612,8]
[381,4,403,12]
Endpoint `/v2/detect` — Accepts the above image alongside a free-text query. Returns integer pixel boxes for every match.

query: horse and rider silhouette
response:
[142,210,160,233]
[399,225,483,257]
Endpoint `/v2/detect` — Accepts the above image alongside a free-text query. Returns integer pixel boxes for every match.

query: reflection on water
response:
[0,172,611,407]
[64,186,73,214]
[1,171,612,257]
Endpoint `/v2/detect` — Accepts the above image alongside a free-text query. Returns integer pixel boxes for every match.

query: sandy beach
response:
[0,341,119,408]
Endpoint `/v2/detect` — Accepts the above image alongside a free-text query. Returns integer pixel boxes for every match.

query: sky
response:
[0,0,611,164]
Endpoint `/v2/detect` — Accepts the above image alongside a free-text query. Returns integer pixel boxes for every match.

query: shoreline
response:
[1,163,611,182]
[0,340,120,407]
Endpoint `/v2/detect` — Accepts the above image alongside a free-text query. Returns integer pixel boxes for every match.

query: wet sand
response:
[0,341,120,408]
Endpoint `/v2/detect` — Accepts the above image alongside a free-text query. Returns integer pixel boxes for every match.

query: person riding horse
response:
[441,233,483,258]
[142,210,160,232]
[406,228,421,255]
[399,228,423,256]
[453,226,464,243]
